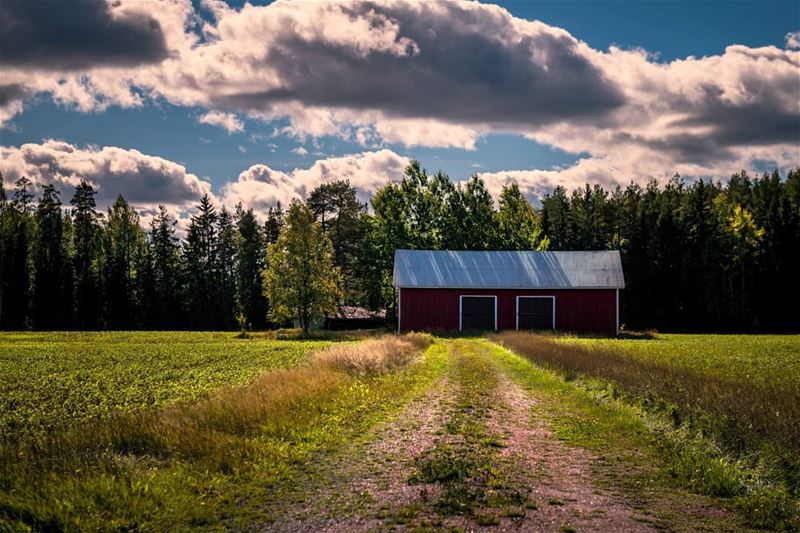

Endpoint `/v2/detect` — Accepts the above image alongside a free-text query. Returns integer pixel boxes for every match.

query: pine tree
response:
[611,183,644,327]
[146,205,181,328]
[102,195,146,329]
[654,175,686,329]
[59,212,76,327]
[307,180,366,302]
[0,177,8,327]
[681,180,724,327]
[779,168,800,330]
[1,177,34,329]
[215,207,237,328]
[32,185,65,329]
[71,180,102,329]
[264,203,284,244]
[183,194,219,329]
[235,204,268,329]
[1,160,799,334]
[569,184,609,250]
[749,170,800,329]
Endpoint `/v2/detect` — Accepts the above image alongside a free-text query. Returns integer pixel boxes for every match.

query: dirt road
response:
[259,339,741,532]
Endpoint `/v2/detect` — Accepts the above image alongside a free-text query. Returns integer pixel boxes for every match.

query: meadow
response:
[0,331,336,439]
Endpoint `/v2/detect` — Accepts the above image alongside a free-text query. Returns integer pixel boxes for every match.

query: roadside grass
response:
[0,334,441,531]
[0,331,346,438]
[494,332,800,530]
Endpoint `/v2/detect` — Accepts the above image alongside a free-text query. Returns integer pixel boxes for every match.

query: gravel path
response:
[482,373,655,531]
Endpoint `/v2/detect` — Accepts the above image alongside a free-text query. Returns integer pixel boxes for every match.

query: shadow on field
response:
[244,328,390,342]
[615,330,659,340]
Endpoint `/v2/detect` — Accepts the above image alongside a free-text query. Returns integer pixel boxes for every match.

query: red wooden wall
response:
[399,288,617,335]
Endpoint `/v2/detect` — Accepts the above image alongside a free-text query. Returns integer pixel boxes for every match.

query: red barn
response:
[394,250,624,336]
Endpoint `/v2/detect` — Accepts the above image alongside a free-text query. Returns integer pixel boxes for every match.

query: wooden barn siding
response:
[399,288,616,335]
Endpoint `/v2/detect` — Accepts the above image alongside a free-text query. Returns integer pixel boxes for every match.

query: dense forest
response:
[1,162,798,332]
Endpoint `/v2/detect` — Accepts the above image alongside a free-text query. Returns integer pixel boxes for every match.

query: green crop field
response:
[554,333,800,388]
[0,333,442,531]
[0,331,333,438]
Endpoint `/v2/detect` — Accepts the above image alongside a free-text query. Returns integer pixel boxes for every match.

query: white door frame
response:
[515,295,556,331]
[458,295,497,331]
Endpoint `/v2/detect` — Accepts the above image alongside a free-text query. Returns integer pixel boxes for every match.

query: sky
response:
[1,0,798,226]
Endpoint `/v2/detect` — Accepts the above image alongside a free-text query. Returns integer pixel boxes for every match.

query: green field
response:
[0,331,333,437]
[1,332,798,530]
[555,333,800,388]
[0,333,442,531]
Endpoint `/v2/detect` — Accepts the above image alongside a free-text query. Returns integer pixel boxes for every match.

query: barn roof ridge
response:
[393,249,625,289]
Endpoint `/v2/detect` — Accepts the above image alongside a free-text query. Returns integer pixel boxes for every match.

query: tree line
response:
[1,162,798,332]
[0,176,278,331]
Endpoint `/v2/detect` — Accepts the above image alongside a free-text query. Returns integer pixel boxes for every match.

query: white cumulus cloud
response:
[221,149,410,211]
[197,111,244,133]
[0,140,214,224]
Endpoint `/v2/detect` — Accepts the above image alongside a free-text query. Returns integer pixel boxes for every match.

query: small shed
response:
[324,306,386,330]
[393,250,625,335]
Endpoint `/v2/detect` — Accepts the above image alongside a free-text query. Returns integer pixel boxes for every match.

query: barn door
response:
[460,296,496,331]
[517,296,555,330]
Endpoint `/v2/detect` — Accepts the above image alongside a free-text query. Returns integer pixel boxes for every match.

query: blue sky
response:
[1,0,798,216]
[504,1,798,60]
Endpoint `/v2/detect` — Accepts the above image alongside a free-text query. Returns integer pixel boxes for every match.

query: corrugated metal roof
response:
[393,250,625,289]
[336,306,386,319]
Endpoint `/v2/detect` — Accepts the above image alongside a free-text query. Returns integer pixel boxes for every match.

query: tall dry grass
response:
[1,333,432,478]
[314,332,431,376]
[494,331,800,491]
